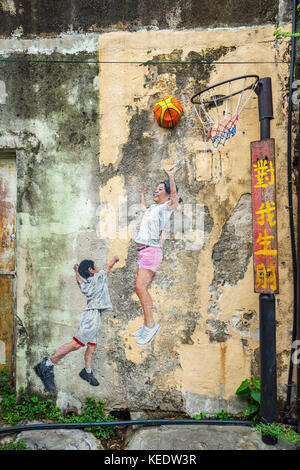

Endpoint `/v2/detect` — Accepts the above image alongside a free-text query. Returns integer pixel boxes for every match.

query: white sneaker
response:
[132,325,145,338]
[136,323,161,346]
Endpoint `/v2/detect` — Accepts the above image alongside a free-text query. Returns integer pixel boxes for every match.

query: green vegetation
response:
[273,3,300,38]
[213,409,229,420]
[0,385,61,424]
[254,422,300,447]
[235,377,261,420]
[273,28,300,38]
[192,412,208,420]
[191,377,261,421]
[0,367,117,445]
[0,439,27,450]
[57,396,117,440]
[2,368,299,449]
[192,410,229,420]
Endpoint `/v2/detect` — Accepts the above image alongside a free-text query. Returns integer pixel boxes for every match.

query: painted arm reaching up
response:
[74,263,82,286]
[164,161,183,210]
[105,256,119,274]
[73,256,119,284]
[140,188,148,212]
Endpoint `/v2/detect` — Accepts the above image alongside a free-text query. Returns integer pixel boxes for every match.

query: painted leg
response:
[79,344,99,386]
[50,339,82,364]
[84,344,95,369]
[135,267,155,328]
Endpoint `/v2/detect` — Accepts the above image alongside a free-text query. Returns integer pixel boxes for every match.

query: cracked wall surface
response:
[0,0,279,37]
[0,13,296,416]
[98,27,294,414]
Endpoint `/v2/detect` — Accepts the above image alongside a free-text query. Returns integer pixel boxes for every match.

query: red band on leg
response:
[73,336,85,346]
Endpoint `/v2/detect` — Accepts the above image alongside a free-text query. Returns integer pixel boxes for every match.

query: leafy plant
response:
[273,27,300,38]
[235,377,261,420]
[213,409,229,420]
[192,410,230,420]
[58,396,117,440]
[0,367,14,397]
[0,384,61,425]
[192,412,207,420]
[273,3,300,38]
[0,368,117,441]
[254,422,300,447]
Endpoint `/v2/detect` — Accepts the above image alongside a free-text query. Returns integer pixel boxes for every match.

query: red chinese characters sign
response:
[251,138,279,294]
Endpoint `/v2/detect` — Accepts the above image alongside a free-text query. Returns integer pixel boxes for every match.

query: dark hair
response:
[161,180,183,203]
[78,259,95,279]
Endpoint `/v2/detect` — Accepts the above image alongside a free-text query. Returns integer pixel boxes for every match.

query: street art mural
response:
[34,257,119,392]
[0,24,295,418]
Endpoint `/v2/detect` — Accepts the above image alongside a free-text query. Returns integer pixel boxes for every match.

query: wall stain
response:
[220,343,227,385]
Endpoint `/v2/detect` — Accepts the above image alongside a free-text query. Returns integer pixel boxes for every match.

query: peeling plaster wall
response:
[0,2,296,417]
[98,26,294,414]
[0,40,105,399]
[0,0,280,37]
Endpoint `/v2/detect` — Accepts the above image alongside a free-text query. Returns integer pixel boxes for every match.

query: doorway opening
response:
[0,149,16,383]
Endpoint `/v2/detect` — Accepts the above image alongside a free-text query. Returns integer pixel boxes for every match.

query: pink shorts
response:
[137,245,163,272]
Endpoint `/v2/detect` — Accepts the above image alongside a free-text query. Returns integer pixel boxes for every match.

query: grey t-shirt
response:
[134,201,173,247]
[79,270,112,310]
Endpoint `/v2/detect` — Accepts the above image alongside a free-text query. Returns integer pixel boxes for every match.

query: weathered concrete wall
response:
[0,1,296,418]
[96,26,294,415]
[0,38,103,399]
[0,0,281,37]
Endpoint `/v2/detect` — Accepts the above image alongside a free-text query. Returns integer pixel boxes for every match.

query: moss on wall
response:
[0,0,279,37]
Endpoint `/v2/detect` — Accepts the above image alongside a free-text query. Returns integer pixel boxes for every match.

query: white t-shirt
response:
[134,201,173,247]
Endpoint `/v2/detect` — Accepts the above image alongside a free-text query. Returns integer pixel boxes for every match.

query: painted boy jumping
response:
[34,256,119,393]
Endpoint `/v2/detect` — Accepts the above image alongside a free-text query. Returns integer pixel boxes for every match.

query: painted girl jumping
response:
[133,161,183,346]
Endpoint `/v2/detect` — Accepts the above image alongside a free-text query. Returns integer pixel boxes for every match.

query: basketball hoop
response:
[191,75,260,151]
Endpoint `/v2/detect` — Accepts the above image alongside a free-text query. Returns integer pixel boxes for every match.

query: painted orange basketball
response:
[154,96,184,128]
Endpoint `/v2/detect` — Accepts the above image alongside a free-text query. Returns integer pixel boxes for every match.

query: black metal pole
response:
[256,77,278,444]
[257,78,273,140]
[259,294,278,419]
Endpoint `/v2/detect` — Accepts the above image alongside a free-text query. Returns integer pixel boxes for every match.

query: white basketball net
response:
[192,76,259,151]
